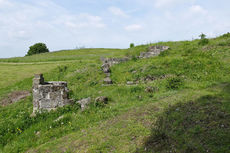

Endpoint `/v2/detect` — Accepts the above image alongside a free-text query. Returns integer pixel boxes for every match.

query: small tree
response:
[199,33,206,39]
[198,33,209,45]
[130,43,135,48]
[26,43,49,56]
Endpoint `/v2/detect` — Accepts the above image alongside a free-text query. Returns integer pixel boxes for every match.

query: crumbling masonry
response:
[101,45,169,85]
[32,74,72,113]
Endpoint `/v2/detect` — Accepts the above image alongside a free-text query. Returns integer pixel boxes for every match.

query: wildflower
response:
[17,128,22,133]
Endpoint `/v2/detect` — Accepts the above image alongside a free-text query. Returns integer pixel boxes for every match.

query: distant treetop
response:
[26,43,49,56]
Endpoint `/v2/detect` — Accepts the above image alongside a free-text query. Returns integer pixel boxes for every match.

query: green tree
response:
[198,33,209,45]
[199,33,206,39]
[130,43,135,48]
[26,43,49,56]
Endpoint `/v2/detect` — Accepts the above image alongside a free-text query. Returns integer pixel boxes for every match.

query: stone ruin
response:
[32,74,72,113]
[101,57,130,84]
[101,45,169,85]
[139,45,169,58]
[31,45,169,113]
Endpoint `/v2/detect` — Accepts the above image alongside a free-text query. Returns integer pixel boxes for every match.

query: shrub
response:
[130,43,135,48]
[220,32,230,38]
[26,43,49,56]
[198,33,209,46]
[166,77,183,90]
[131,55,138,61]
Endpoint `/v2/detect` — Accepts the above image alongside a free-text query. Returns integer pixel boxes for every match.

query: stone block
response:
[32,74,72,113]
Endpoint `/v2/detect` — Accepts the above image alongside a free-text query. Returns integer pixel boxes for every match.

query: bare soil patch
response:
[0,91,30,106]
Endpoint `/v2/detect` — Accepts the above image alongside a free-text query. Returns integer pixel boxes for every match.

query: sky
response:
[0,0,230,58]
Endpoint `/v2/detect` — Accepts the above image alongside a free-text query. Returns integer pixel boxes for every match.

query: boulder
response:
[77,97,91,110]
[95,96,109,106]
[102,63,111,73]
[127,81,134,85]
[104,77,113,84]
[145,87,154,93]
[145,86,157,93]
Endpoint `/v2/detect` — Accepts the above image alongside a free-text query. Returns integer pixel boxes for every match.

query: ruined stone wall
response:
[100,45,169,85]
[32,74,72,113]
[139,45,169,58]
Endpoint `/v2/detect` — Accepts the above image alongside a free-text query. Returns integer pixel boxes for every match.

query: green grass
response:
[0,63,60,89]
[0,34,230,152]
[0,48,127,63]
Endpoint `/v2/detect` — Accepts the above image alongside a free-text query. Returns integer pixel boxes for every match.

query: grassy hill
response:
[0,34,230,153]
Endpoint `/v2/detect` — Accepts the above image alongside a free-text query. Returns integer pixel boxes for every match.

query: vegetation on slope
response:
[0,33,230,152]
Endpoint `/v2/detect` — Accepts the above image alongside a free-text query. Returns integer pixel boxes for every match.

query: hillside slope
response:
[0,34,230,153]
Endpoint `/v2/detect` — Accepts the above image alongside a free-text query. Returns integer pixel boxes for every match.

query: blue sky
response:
[0,0,230,58]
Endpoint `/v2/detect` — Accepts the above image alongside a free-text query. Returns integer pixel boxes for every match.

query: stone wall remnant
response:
[139,45,169,58]
[100,57,130,85]
[100,46,169,85]
[32,74,72,113]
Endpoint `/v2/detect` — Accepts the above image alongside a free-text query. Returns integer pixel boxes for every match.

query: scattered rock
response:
[99,46,169,85]
[95,96,109,106]
[145,87,156,93]
[100,57,130,85]
[54,115,64,122]
[105,73,111,77]
[0,91,30,106]
[77,97,91,110]
[104,77,113,84]
[132,70,137,74]
[35,131,40,137]
[127,81,134,85]
[138,95,142,100]
[101,64,111,73]
[101,57,130,67]
[139,45,169,59]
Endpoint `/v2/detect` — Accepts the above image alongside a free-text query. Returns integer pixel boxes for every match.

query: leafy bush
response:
[131,55,138,61]
[166,77,183,90]
[130,43,135,48]
[198,33,209,46]
[26,43,49,56]
[220,32,230,38]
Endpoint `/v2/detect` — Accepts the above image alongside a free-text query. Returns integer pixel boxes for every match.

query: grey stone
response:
[105,73,111,77]
[95,96,108,104]
[127,81,134,85]
[77,97,91,110]
[100,57,130,67]
[100,57,130,84]
[102,63,111,73]
[145,87,155,93]
[139,45,169,59]
[32,74,72,113]
[104,77,113,84]
[54,115,64,122]
[99,46,168,85]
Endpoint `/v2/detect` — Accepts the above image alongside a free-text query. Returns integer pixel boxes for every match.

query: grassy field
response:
[0,48,128,63]
[0,34,230,153]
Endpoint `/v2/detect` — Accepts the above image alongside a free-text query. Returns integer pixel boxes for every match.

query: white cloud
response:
[0,0,13,10]
[0,0,230,58]
[125,24,142,31]
[108,6,129,18]
[189,5,207,15]
[0,0,108,57]
[154,0,195,8]
[61,14,106,29]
